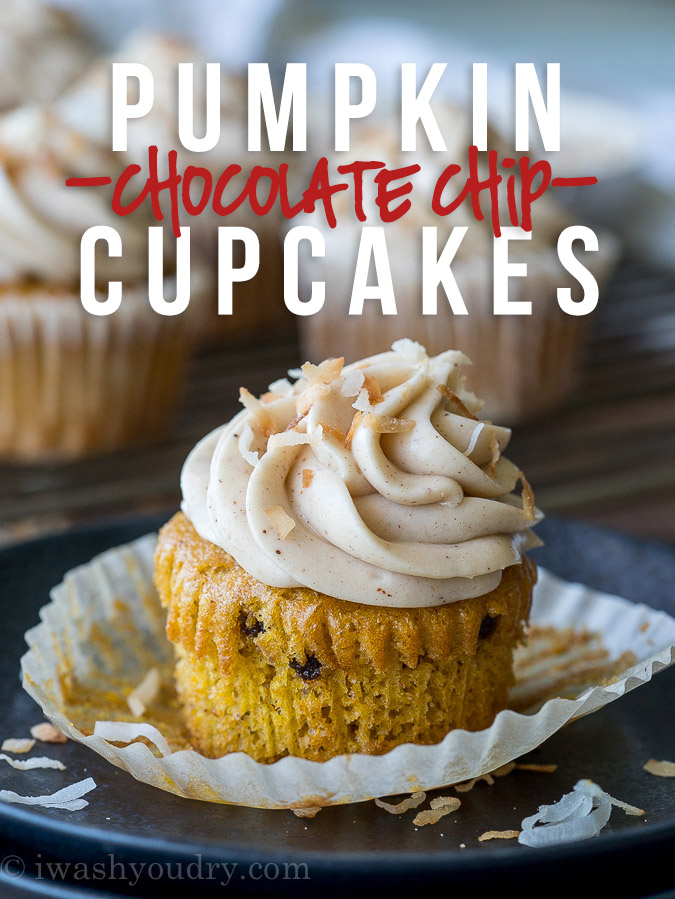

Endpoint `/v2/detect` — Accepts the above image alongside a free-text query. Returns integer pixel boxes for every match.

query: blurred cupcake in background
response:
[295,108,620,423]
[0,0,96,113]
[0,104,208,461]
[61,31,291,349]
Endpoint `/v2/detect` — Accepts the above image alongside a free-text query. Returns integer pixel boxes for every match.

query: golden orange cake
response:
[154,339,542,762]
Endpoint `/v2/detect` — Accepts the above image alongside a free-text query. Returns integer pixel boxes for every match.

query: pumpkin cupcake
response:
[0,103,208,461]
[154,339,541,762]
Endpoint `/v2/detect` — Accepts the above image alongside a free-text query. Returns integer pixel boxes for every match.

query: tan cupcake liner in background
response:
[0,285,194,462]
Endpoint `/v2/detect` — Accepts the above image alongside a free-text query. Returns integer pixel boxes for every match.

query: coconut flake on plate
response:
[30,722,67,744]
[518,779,643,848]
[0,753,65,771]
[430,796,461,811]
[478,830,520,841]
[644,759,675,778]
[1,738,35,754]
[292,807,322,818]
[0,777,96,811]
[375,791,426,815]
[455,773,495,793]
[413,798,460,827]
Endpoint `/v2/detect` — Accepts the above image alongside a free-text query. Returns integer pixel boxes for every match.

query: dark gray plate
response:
[0,515,673,898]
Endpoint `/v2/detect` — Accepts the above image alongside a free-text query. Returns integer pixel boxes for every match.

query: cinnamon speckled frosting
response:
[181,340,542,608]
[0,104,148,285]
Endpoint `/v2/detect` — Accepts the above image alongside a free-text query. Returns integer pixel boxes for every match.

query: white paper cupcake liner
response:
[21,534,675,809]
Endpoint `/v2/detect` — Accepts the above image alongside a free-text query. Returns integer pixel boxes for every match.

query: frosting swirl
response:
[0,104,148,285]
[182,340,542,608]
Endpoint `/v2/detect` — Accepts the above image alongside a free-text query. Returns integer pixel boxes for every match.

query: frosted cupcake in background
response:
[0,0,96,112]
[296,108,620,423]
[0,104,209,461]
[61,31,291,348]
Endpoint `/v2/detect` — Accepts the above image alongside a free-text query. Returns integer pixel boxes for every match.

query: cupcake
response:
[296,109,619,423]
[0,0,96,113]
[62,31,291,348]
[154,339,541,762]
[0,103,207,461]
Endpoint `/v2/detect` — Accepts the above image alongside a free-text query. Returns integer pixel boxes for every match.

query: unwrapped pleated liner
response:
[21,535,675,809]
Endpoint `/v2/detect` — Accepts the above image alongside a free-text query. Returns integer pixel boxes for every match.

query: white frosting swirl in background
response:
[0,0,95,114]
[182,340,542,608]
[0,104,148,285]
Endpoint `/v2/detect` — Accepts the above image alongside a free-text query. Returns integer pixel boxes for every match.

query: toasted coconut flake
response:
[363,413,415,434]
[0,753,65,771]
[239,388,277,438]
[576,779,644,816]
[479,830,520,842]
[0,777,96,811]
[302,469,314,488]
[2,739,35,754]
[392,338,427,363]
[413,799,460,827]
[644,759,675,778]
[265,506,296,540]
[284,412,307,432]
[492,762,516,777]
[344,411,362,447]
[30,723,67,744]
[267,431,311,451]
[260,391,280,404]
[437,384,479,421]
[375,791,426,815]
[455,773,495,793]
[301,357,344,386]
[363,374,384,405]
[296,382,330,417]
[127,668,161,718]
[292,806,322,818]
[268,377,294,397]
[352,388,373,413]
[341,369,365,398]
[318,422,346,443]
[517,763,558,773]
[518,470,536,522]
[429,796,461,812]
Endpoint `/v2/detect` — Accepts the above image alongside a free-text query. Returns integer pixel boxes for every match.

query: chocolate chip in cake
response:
[239,612,265,638]
[479,614,499,640]
[289,655,322,680]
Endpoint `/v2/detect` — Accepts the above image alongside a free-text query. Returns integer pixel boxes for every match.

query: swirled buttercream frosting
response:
[181,340,542,608]
[0,104,148,285]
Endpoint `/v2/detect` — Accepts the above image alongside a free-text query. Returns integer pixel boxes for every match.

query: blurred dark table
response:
[0,259,673,547]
